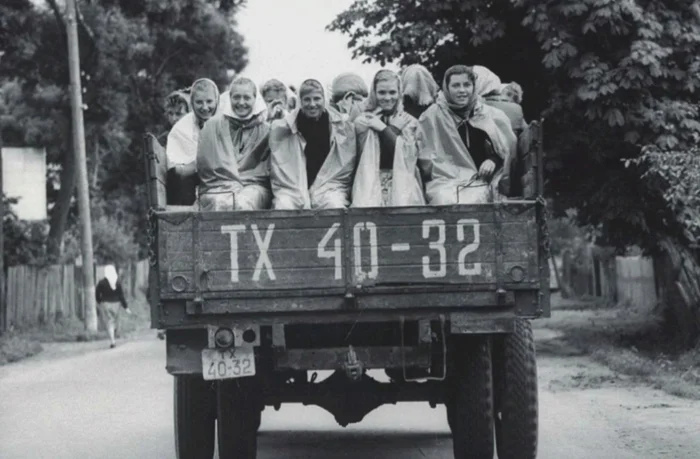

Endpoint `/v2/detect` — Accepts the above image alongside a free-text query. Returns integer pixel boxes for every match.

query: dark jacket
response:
[95,278,128,309]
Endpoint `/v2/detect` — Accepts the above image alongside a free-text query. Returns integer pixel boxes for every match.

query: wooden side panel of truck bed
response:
[156,202,541,300]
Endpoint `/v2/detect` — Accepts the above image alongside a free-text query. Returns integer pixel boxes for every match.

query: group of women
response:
[160,64,527,211]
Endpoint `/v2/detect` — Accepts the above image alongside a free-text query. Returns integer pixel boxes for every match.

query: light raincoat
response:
[196,91,271,211]
[401,64,440,106]
[165,112,201,168]
[351,75,425,207]
[473,65,503,98]
[165,79,220,169]
[417,92,516,205]
[269,106,357,209]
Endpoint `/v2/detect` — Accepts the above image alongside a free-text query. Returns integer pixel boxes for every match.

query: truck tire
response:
[174,375,216,459]
[492,319,538,459]
[217,378,261,459]
[447,337,495,459]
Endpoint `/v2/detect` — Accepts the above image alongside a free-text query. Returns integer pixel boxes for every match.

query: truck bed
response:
[152,201,547,318]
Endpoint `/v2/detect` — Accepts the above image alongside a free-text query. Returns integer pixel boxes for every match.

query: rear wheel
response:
[217,378,261,459]
[492,319,538,459]
[174,375,216,459]
[446,336,495,459]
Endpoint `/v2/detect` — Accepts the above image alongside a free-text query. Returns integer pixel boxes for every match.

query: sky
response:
[235,0,398,90]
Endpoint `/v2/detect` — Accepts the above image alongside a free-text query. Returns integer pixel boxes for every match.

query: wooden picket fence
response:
[560,245,658,310]
[1,260,149,332]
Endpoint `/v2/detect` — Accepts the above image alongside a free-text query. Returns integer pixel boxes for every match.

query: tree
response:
[330,0,700,342]
[0,0,249,260]
[330,0,700,248]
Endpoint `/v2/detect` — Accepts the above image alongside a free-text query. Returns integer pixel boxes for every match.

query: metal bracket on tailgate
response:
[192,212,205,311]
[493,201,507,304]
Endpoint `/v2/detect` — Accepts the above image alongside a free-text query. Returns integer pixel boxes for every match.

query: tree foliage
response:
[330,0,700,251]
[1,0,249,260]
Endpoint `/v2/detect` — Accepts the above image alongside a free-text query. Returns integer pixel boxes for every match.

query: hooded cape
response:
[417,93,516,205]
[269,106,357,209]
[351,71,425,207]
[196,111,271,210]
[165,112,200,167]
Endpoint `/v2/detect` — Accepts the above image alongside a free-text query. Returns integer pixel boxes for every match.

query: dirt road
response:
[1,331,699,459]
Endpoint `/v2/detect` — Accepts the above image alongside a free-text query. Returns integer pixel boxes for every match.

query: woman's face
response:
[447,73,474,106]
[230,83,256,118]
[301,90,325,119]
[192,86,218,122]
[263,90,287,111]
[375,79,400,113]
[166,103,188,127]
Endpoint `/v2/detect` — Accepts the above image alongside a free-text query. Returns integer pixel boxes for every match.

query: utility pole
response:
[0,131,4,334]
[65,0,97,332]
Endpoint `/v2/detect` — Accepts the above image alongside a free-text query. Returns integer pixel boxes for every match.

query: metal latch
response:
[342,345,363,381]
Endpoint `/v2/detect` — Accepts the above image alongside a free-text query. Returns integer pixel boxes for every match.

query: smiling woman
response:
[195,77,272,211]
[351,69,425,208]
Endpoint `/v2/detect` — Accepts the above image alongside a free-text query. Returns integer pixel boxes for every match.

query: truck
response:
[144,119,550,459]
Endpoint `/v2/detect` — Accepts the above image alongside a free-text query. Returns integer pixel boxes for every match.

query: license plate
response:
[202,347,256,381]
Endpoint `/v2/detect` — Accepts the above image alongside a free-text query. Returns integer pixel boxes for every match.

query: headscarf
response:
[472,65,503,98]
[226,77,266,122]
[104,265,118,290]
[401,64,439,106]
[330,73,368,121]
[441,65,479,119]
[364,69,404,116]
[190,78,220,127]
[299,79,326,101]
[330,73,369,101]
[164,90,190,112]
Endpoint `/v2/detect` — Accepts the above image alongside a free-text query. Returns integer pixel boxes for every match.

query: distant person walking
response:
[95,265,132,349]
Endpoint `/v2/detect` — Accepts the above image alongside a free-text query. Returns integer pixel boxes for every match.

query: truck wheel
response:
[217,378,261,459]
[174,375,216,459]
[446,337,495,459]
[492,319,538,459]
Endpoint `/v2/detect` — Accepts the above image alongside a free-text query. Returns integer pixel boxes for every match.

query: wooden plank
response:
[6,267,15,329]
[163,220,535,256]
[164,266,344,293]
[164,241,535,273]
[187,290,513,315]
[156,203,536,232]
[144,133,167,209]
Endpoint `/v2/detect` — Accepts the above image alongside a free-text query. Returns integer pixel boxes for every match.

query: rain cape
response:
[417,93,516,205]
[269,107,356,209]
[351,73,425,207]
[165,112,201,168]
[196,109,271,211]
[166,78,221,168]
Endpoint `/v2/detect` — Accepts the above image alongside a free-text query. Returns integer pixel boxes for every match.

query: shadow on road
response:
[256,430,452,458]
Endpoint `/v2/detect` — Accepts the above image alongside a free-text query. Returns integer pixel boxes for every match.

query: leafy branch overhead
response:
[0,0,250,261]
[329,0,700,249]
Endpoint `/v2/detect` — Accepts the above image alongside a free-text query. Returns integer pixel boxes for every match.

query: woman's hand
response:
[478,159,496,180]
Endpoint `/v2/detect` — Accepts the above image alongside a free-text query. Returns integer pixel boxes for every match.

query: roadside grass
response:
[535,294,700,399]
[0,333,43,365]
[0,296,152,365]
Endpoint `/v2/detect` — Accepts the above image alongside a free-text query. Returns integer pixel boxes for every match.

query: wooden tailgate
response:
[157,203,539,300]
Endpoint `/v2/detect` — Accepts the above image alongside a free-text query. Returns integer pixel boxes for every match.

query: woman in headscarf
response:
[401,64,440,119]
[165,78,220,206]
[351,69,425,207]
[261,78,289,122]
[158,89,191,146]
[417,65,517,205]
[95,265,132,349]
[269,78,357,209]
[196,77,272,211]
[473,66,528,138]
[329,72,369,122]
